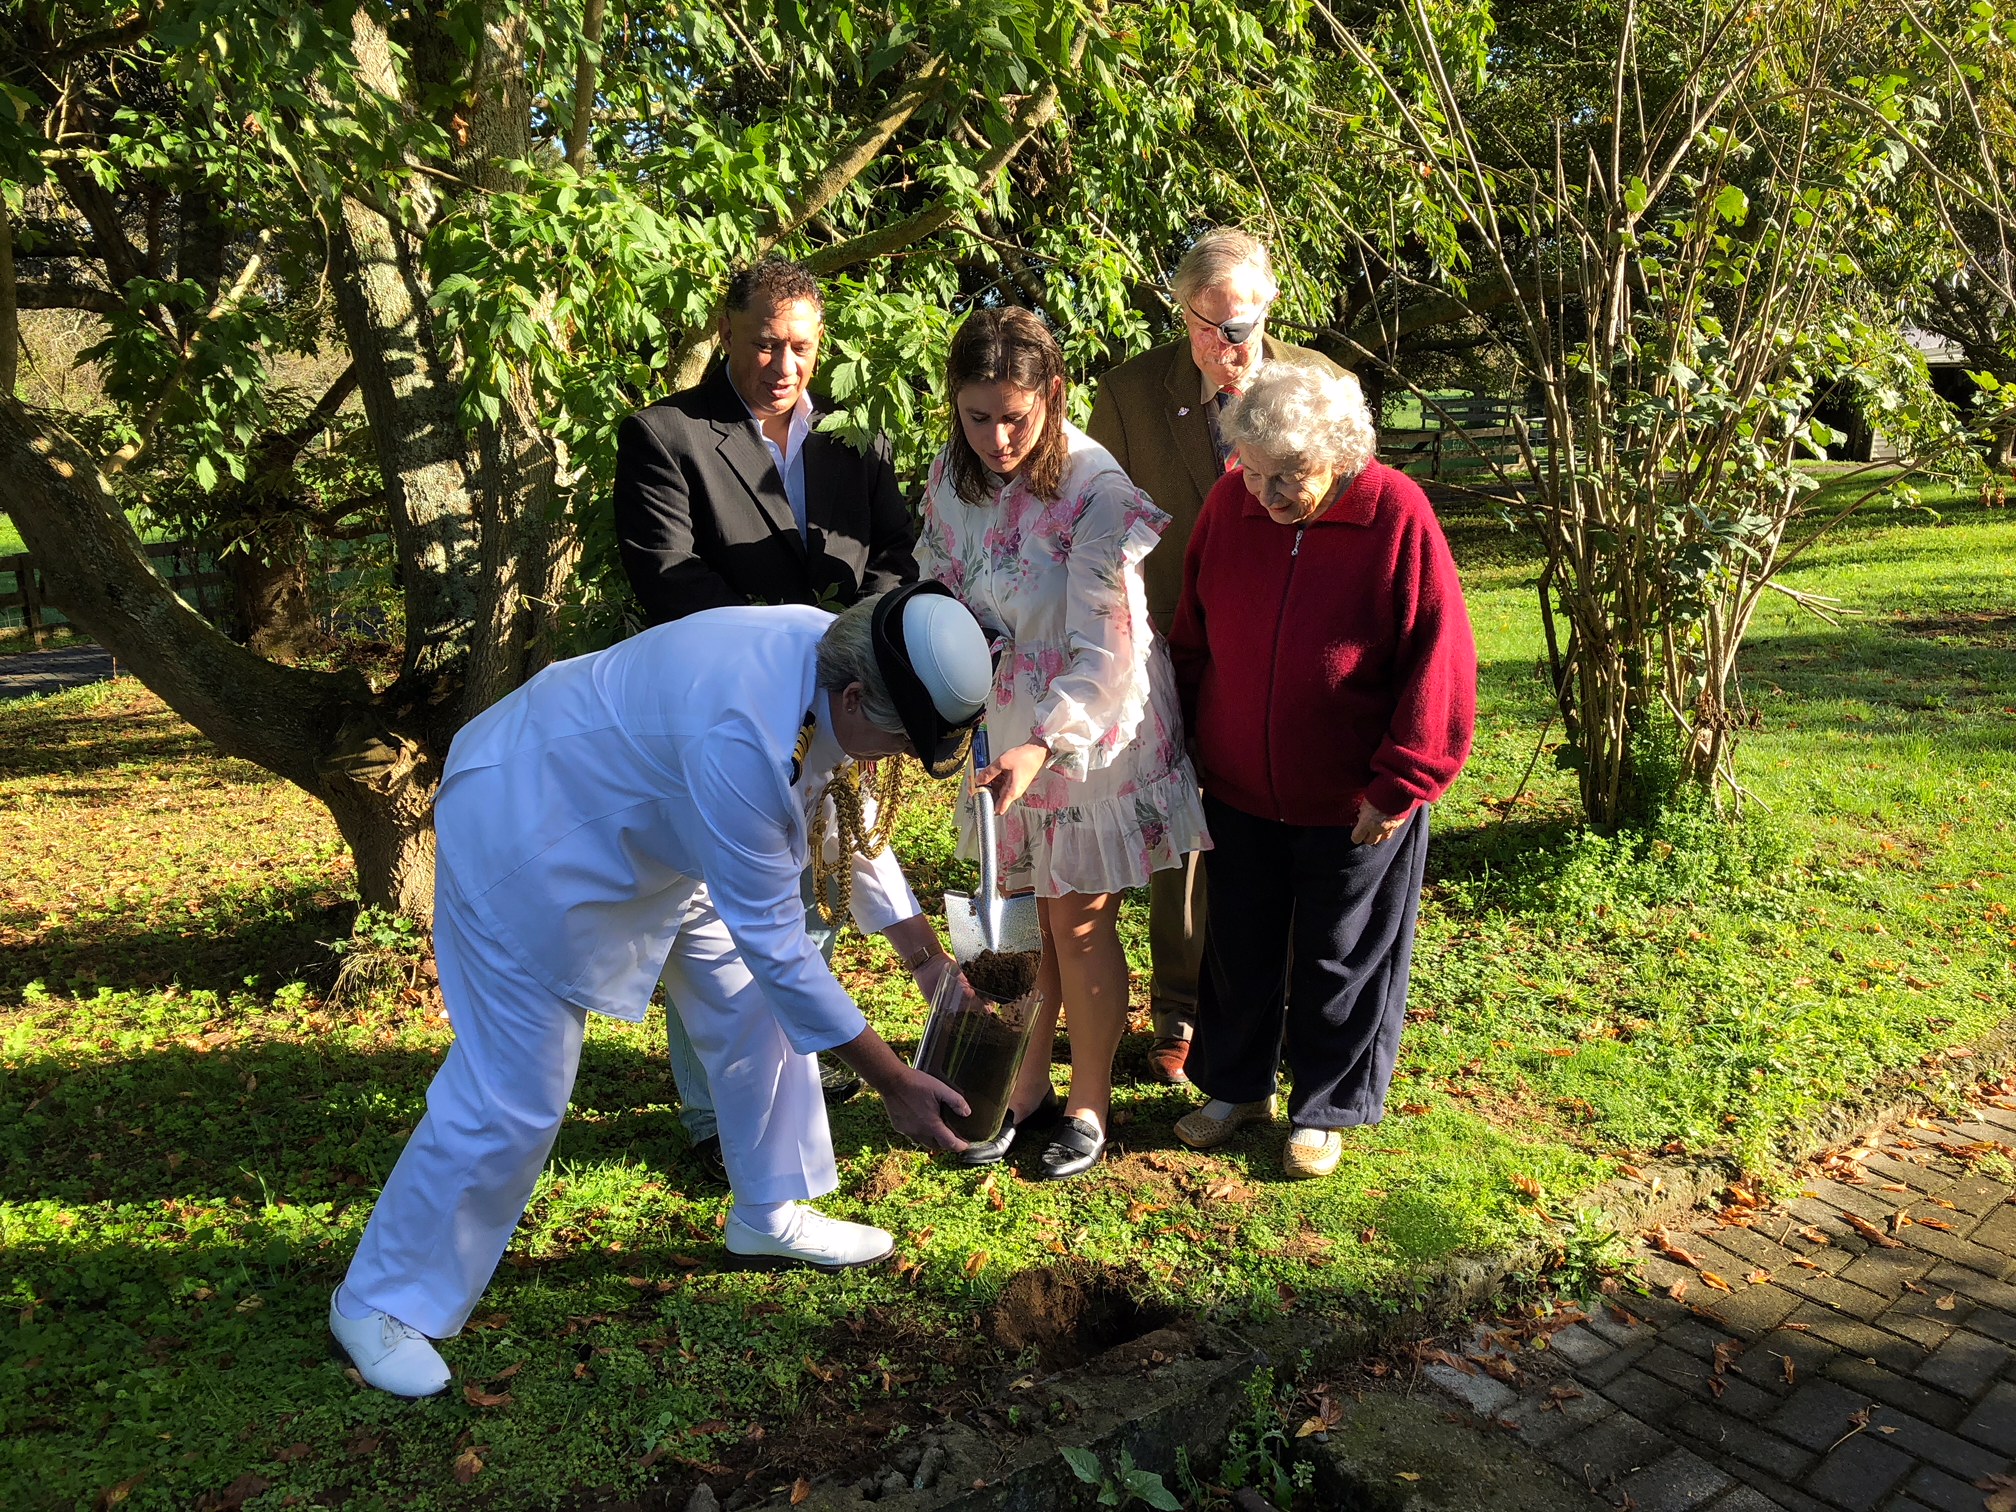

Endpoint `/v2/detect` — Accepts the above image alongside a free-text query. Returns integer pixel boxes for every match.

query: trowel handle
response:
[973,739,1004,950]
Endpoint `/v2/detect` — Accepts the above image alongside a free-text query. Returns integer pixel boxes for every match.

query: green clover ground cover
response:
[3,476,2013,1510]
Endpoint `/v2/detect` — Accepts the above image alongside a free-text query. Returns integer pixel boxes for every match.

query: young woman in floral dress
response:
[918,307,1210,1179]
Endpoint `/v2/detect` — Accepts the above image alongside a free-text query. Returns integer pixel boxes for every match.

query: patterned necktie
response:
[1207,389,1243,472]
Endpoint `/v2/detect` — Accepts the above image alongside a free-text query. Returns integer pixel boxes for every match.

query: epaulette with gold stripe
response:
[788,707,817,786]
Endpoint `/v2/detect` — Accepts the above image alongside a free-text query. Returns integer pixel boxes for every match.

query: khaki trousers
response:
[1148,849,1207,1039]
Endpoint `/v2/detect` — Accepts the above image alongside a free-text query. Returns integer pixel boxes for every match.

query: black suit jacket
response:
[614,366,918,625]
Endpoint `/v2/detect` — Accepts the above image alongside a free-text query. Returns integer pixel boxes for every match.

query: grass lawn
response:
[2,474,2013,1510]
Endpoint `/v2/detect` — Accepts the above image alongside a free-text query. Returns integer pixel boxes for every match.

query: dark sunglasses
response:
[1186,301,1271,345]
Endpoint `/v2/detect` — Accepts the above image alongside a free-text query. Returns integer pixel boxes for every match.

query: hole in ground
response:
[988,1261,1179,1374]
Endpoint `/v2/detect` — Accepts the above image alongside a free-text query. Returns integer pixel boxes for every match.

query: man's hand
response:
[827,1024,971,1152]
[1351,798,1408,846]
[977,741,1048,813]
[910,953,976,1015]
[878,1065,972,1152]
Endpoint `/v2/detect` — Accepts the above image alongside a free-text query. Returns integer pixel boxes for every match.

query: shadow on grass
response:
[1746,623,2016,736]
[0,704,257,783]
[0,1030,734,1210]
[0,879,355,998]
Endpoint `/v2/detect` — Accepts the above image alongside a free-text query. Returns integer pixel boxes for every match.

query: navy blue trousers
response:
[1188,795,1428,1129]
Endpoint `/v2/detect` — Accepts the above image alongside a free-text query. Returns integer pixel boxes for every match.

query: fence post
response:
[21,558,47,649]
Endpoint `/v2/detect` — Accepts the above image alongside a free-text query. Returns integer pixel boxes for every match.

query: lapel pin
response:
[1177,406,1190,417]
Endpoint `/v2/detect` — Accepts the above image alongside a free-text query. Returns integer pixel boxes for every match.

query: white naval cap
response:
[870,582,991,777]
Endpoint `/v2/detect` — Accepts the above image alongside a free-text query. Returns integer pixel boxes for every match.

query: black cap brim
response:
[870,582,984,777]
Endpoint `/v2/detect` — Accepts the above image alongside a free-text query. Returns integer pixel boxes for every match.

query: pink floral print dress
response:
[919,422,1211,897]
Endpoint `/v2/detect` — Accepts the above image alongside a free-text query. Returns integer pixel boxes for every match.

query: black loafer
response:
[690,1134,729,1185]
[1036,1114,1106,1180]
[952,1092,1063,1168]
[818,1056,863,1105]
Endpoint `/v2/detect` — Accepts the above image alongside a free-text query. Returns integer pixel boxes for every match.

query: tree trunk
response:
[0,398,446,916]
[223,539,321,662]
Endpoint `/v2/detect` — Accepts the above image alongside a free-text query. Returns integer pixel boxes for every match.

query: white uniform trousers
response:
[343,875,834,1340]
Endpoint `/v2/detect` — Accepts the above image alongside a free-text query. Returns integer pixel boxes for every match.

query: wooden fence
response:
[0,540,227,648]
[1380,396,1553,483]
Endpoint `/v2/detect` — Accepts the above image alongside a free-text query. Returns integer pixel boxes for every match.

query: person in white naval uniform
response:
[328,584,991,1398]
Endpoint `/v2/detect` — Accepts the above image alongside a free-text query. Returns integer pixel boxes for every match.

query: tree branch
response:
[0,202,18,399]
[252,361,362,486]
[766,55,950,244]
[564,0,606,171]
[14,276,126,316]
[104,231,271,477]
[802,68,1073,279]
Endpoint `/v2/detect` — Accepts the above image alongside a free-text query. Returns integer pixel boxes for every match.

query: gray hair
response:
[816,595,904,735]
[1221,364,1377,478]
[1171,227,1278,306]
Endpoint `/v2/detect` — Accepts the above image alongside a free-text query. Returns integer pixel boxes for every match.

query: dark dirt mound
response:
[989,1262,1179,1375]
[963,948,1040,1002]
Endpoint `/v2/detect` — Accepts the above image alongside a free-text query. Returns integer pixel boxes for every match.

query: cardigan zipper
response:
[1261,525,1309,820]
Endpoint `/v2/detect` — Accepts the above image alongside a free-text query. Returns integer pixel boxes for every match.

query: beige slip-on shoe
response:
[1283,1127,1344,1179]
[1173,1095,1278,1151]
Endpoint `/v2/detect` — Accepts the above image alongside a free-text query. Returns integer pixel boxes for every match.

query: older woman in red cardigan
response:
[1166,364,1476,1178]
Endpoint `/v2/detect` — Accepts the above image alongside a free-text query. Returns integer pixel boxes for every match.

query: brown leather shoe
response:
[1146,1035,1192,1085]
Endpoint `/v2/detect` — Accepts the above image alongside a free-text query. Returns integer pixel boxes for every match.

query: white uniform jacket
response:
[434,606,918,1053]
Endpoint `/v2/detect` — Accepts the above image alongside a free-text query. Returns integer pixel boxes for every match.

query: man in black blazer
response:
[615,257,918,622]
[614,256,919,1181]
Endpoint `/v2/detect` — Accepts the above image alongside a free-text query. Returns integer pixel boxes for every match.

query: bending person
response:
[330,586,990,1397]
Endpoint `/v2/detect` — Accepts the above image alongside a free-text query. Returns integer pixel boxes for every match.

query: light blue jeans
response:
[665,867,839,1141]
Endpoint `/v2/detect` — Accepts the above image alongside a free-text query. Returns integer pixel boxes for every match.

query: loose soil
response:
[988,1261,1179,1375]
[962,949,1040,1002]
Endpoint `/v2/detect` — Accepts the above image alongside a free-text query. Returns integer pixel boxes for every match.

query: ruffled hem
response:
[957,763,1212,898]
[1034,510,1166,781]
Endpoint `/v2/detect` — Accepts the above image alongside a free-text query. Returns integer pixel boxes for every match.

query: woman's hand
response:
[976,741,1049,813]
[1351,798,1408,846]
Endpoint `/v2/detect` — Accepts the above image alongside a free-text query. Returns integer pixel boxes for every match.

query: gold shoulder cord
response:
[809,726,974,929]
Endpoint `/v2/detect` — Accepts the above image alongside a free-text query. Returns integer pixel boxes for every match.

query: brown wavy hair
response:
[944,307,1070,504]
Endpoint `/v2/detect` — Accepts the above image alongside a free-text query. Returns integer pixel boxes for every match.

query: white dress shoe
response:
[724,1205,894,1270]
[329,1292,451,1398]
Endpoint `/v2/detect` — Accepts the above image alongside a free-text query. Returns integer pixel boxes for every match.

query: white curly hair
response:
[1220,364,1377,478]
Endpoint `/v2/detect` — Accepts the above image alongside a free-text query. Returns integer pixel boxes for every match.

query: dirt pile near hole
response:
[989,1262,1179,1374]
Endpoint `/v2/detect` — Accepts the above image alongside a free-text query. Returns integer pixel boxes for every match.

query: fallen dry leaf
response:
[1746,1269,1772,1285]
[1667,1278,1689,1302]
[1700,1271,1734,1293]
[1796,1225,1832,1245]
[1781,1356,1797,1386]
[1395,1471,1423,1482]
[1935,1293,1958,1311]
[452,1450,483,1485]
[1511,1174,1544,1200]
[1712,1339,1743,1375]
[463,1385,513,1409]
[791,1477,812,1505]
[1915,1217,1956,1232]
[1842,1213,1903,1248]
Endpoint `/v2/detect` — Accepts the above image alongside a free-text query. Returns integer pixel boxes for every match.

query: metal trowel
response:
[943,728,1041,962]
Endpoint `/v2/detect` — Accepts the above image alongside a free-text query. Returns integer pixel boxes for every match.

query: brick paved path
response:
[1426,1092,2016,1511]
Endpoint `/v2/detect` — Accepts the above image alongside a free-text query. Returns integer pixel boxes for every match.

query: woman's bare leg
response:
[1040,891,1128,1133]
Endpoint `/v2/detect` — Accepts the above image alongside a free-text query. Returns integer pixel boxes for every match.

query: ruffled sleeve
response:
[914,449,963,594]
[1029,470,1169,780]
